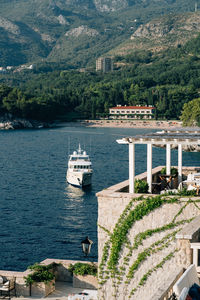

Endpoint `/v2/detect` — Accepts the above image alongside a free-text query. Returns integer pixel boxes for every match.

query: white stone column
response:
[129,143,135,193]
[191,243,200,272]
[178,144,182,185]
[166,144,171,175]
[147,143,152,193]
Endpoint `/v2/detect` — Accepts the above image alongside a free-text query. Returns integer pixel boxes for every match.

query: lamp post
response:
[81,236,93,257]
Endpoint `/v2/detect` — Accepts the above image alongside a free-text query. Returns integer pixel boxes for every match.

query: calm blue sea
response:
[0,126,199,271]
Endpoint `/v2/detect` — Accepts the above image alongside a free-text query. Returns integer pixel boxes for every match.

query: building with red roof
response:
[109,105,156,119]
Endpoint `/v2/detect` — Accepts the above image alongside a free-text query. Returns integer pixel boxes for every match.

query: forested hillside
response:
[1,32,200,122]
[0,0,198,67]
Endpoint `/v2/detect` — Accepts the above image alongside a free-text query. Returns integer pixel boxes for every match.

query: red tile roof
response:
[110,106,155,110]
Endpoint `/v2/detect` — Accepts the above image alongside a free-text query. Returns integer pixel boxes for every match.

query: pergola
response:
[117,128,200,193]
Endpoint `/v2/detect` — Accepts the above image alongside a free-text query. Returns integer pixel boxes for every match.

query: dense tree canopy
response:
[1,34,200,122]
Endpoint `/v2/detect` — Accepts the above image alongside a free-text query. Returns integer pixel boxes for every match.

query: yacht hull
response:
[67,170,92,187]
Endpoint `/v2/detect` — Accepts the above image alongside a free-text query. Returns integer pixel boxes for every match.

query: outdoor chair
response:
[0,276,16,298]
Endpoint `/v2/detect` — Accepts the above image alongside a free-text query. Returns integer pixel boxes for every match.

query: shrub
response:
[160,167,178,176]
[24,263,55,285]
[178,187,196,196]
[134,179,149,193]
[68,263,97,277]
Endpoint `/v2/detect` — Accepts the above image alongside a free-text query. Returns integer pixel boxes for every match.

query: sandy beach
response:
[57,119,182,129]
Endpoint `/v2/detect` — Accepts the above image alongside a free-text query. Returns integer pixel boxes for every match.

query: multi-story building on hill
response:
[96,57,113,73]
[109,105,155,119]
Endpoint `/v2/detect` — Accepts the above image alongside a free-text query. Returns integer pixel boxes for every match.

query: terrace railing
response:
[151,268,183,300]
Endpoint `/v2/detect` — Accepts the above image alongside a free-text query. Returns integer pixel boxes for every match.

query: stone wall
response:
[30,279,55,297]
[97,170,200,300]
[73,275,98,289]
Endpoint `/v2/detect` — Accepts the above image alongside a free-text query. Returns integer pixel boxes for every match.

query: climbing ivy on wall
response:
[98,195,200,300]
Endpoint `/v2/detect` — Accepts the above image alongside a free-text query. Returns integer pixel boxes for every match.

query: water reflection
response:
[64,184,85,200]
[64,182,92,200]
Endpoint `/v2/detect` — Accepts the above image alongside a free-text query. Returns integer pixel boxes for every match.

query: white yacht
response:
[66,144,93,187]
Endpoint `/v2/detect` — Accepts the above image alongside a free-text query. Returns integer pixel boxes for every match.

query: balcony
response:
[97,166,200,196]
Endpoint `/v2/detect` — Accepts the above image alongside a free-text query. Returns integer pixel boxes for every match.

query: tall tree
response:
[180,98,200,126]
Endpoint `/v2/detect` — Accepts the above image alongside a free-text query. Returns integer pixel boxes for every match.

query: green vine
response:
[129,251,176,298]
[107,195,178,272]
[126,231,177,281]
[98,224,112,236]
[192,201,200,211]
[98,194,200,299]
[132,218,192,250]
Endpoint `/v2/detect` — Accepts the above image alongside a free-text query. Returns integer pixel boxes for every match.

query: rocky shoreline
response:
[0,116,183,130]
[0,114,50,130]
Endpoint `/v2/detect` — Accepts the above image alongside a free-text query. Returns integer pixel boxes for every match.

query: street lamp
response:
[81,236,93,257]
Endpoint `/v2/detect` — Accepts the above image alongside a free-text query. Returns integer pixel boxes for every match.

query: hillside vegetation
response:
[110,11,200,56]
[1,31,200,122]
[0,0,198,67]
[1,3,200,122]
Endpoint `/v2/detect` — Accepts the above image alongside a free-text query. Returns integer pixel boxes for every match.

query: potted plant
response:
[24,263,55,297]
[160,167,178,176]
[68,262,98,289]
[134,179,149,193]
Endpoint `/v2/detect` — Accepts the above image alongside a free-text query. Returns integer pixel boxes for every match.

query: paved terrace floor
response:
[11,282,97,300]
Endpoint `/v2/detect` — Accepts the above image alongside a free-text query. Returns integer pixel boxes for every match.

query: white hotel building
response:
[109,105,155,119]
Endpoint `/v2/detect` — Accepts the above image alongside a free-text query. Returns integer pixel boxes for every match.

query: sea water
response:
[0,126,199,271]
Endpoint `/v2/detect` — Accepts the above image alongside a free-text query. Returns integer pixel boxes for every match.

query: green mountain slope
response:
[109,11,200,56]
[0,0,199,67]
